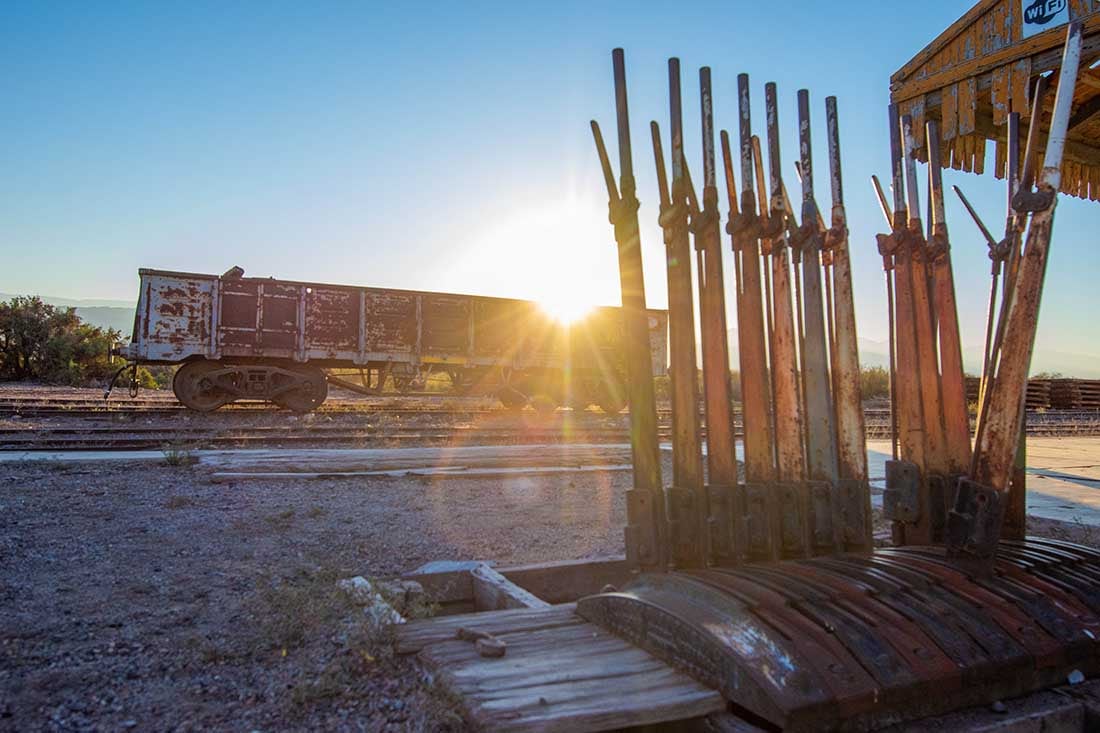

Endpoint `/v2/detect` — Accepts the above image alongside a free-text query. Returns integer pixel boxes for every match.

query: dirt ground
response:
[4,449,1099,732]
[0,458,636,732]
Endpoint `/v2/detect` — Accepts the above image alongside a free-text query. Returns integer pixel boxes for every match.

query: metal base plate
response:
[577,538,1100,731]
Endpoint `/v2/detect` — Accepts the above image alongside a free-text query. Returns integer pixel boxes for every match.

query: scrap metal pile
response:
[578,22,1100,730]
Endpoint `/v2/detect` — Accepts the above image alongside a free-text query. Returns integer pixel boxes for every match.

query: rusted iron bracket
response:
[946,477,1006,566]
[883,459,921,523]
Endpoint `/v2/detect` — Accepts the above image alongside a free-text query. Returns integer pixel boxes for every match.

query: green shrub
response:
[860,366,891,400]
[0,296,121,385]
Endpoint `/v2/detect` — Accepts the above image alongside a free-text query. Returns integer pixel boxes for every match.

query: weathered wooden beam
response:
[891,15,1100,101]
[471,563,551,611]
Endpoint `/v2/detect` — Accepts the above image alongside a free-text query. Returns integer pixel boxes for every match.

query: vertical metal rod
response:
[825,96,871,551]
[902,114,948,488]
[652,112,706,567]
[885,104,928,544]
[733,74,780,559]
[871,175,898,460]
[736,75,776,484]
[765,83,806,485]
[751,134,778,472]
[796,89,842,551]
[595,49,666,570]
[925,121,970,479]
[696,68,738,491]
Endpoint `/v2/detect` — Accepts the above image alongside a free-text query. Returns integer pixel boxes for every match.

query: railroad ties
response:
[573,38,1100,730]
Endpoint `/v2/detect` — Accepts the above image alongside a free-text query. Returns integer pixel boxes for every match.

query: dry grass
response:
[164,495,194,510]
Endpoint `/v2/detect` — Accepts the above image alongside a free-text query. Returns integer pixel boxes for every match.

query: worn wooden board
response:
[421,620,726,732]
[395,604,580,655]
[472,564,552,611]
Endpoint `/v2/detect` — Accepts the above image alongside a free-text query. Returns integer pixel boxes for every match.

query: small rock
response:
[475,637,506,658]
[991,701,1007,713]
[122,720,137,728]
[1068,669,1085,685]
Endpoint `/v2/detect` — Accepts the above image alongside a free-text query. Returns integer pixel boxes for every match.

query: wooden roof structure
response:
[891,0,1100,201]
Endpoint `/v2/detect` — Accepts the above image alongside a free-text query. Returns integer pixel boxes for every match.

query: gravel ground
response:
[4,450,1098,732]
[1,458,638,732]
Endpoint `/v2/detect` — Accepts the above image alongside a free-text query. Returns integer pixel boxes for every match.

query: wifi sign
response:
[1022,0,1069,38]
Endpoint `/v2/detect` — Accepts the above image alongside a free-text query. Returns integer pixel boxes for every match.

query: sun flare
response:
[538,297,594,325]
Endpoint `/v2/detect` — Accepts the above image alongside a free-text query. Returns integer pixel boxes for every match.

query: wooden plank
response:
[960,76,978,135]
[975,136,987,174]
[472,564,552,611]
[395,603,579,654]
[422,622,726,732]
[1011,57,1032,118]
[500,556,633,604]
[996,137,1007,178]
[944,82,959,139]
[992,63,1011,124]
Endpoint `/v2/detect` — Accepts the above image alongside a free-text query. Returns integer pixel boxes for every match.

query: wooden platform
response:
[396,603,726,732]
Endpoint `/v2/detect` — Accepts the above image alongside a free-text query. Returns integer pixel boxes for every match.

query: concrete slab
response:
[868,437,1100,527]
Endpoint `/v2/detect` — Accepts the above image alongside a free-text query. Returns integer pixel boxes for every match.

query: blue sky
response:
[1,1,1097,369]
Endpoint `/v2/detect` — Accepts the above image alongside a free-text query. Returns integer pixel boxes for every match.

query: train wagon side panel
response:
[131,271,216,361]
[217,278,299,360]
[128,269,668,378]
[303,285,359,362]
[361,289,417,357]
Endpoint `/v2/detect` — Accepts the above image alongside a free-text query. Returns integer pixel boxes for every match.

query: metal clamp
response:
[883,460,921,524]
[1011,186,1055,214]
[947,477,1006,564]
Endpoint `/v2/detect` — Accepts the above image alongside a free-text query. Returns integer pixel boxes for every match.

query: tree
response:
[0,296,121,384]
[860,365,890,400]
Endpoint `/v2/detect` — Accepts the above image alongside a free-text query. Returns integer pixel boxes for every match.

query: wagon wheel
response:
[564,384,591,412]
[595,380,628,415]
[496,385,528,411]
[529,393,560,415]
[273,366,329,413]
[173,360,231,412]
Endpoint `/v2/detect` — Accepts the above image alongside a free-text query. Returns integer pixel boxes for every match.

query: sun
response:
[538,297,594,325]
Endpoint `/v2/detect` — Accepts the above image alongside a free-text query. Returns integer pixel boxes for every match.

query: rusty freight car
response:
[122,268,669,412]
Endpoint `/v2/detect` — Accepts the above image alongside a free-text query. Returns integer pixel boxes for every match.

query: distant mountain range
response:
[726,329,1100,380]
[0,292,136,337]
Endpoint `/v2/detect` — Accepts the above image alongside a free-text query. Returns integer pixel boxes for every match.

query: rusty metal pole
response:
[693,67,739,506]
[951,21,1082,572]
[730,75,781,561]
[792,89,841,554]
[751,134,779,472]
[824,96,871,552]
[764,83,807,492]
[880,104,928,546]
[925,121,971,485]
[902,113,950,542]
[871,176,898,460]
[651,60,707,569]
[589,49,666,571]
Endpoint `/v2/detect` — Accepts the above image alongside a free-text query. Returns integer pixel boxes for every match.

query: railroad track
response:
[6,416,1097,451]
